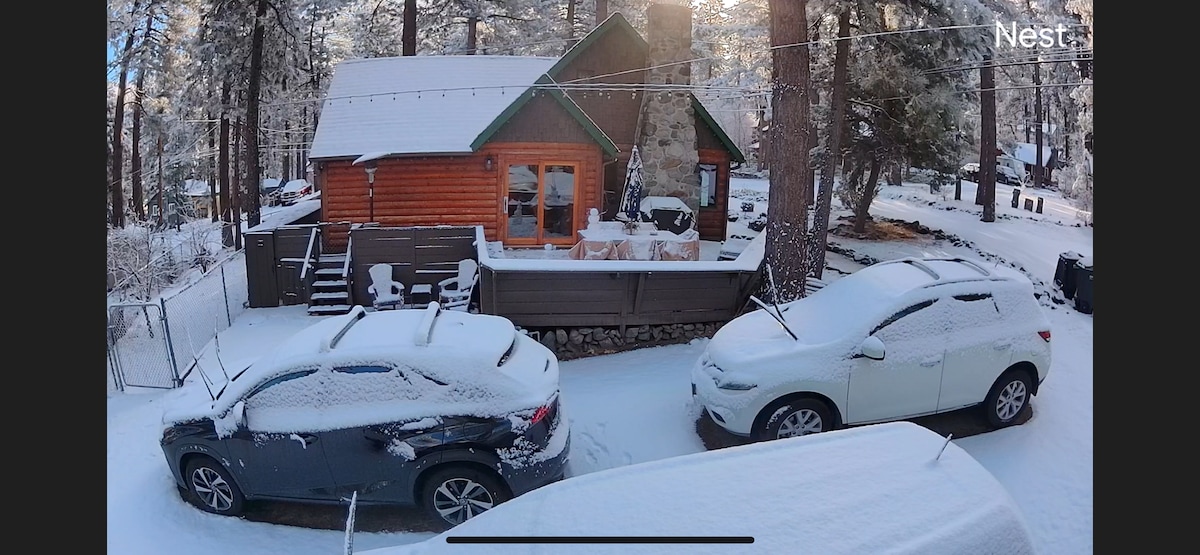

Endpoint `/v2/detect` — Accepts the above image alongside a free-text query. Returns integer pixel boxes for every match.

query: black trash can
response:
[1055,251,1083,298]
[1073,257,1093,314]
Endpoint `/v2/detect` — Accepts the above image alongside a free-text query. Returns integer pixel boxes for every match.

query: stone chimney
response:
[636,3,700,213]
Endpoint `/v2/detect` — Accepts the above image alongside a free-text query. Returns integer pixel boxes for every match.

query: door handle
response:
[920,359,941,367]
[293,433,318,446]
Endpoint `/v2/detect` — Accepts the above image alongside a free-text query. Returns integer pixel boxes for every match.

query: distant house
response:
[307,6,745,253]
[181,179,219,218]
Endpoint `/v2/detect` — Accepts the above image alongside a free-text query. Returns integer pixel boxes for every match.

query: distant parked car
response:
[960,163,1024,186]
[159,303,569,530]
[279,178,313,205]
[692,257,1051,441]
[358,421,1036,555]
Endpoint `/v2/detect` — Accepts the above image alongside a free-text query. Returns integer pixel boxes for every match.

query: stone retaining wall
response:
[526,322,724,361]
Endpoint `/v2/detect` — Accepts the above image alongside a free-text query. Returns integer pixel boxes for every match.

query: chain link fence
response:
[107,250,248,391]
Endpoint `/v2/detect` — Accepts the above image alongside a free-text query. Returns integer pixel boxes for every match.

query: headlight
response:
[716,379,757,391]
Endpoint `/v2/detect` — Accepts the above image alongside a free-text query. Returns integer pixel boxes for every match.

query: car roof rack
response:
[414,302,442,347]
[320,305,367,352]
[920,257,992,277]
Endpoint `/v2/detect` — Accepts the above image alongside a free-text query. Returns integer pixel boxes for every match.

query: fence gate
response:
[108,302,179,389]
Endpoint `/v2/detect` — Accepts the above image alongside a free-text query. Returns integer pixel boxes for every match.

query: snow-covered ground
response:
[108,177,1092,554]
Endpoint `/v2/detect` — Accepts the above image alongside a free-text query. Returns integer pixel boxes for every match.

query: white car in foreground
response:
[358,421,1035,554]
[693,257,1051,441]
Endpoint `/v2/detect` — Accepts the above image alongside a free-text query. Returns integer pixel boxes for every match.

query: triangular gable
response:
[470,75,620,157]
[478,11,744,163]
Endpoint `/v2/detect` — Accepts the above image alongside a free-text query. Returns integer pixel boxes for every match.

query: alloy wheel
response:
[777,409,823,439]
[432,478,496,525]
[190,467,235,512]
[995,379,1028,421]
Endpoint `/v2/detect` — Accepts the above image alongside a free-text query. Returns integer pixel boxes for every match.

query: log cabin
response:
[307,5,745,255]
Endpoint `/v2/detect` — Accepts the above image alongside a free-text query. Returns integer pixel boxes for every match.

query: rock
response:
[683,323,695,331]
[570,330,584,345]
[613,337,625,346]
[608,329,621,338]
[539,331,557,351]
[638,325,650,333]
[591,328,606,341]
[556,329,567,344]
[625,327,638,338]
[598,338,615,349]
[637,332,651,341]
[578,327,592,336]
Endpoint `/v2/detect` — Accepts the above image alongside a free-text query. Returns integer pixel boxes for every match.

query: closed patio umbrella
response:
[618,146,645,221]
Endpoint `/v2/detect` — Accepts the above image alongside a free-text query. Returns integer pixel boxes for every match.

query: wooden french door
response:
[503,162,579,246]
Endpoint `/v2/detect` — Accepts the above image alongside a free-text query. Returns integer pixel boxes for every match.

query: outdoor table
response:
[569,226,700,261]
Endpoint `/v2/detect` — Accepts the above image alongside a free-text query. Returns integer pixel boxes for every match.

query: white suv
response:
[692,257,1051,441]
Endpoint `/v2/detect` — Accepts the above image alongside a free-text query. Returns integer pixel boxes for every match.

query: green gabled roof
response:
[469,74,620,157]
[544,12,648,79]
[691,96,746,163]
[474,11,744,163]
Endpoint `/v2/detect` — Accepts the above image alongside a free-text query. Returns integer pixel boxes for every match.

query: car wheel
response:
[984,370,1033,428]
[183,457,245,516]
[754,398,833,442]
[421,466,510,530]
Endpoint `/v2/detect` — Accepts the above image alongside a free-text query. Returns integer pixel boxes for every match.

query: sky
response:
[107,175,1093,554]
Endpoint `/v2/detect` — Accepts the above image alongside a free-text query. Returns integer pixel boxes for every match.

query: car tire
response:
[754,398,834,442]
[983,369,1033,429]
[183,456,245,516]
[421,466,510,530]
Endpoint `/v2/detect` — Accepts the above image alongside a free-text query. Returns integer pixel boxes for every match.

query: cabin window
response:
[698,164,718,208]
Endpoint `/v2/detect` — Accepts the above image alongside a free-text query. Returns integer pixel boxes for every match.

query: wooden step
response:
[313,279,348,288]
[315,268,344,276]
[307,304,353,315]
[319,253,347,263]
[310,292,348,302]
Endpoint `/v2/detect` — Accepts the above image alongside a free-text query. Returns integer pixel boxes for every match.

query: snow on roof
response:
[261,177,282,190]
[281,178,310,193]
[1012,142,1052,166]
[244,198,321,233]
[365,421,1034,555]
[309,56,557,159]
[182,179,214,196]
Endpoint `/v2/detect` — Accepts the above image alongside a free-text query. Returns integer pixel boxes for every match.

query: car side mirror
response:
[859,336,886,360]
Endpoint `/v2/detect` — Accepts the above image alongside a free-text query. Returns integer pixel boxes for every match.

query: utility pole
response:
[1033,54,1044,189]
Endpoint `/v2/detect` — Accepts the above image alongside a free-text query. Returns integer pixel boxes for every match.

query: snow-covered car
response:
[278,178,313,205]
[692,257,1051,441]
[997,165,1024,186]
[159,303,568,530]
[357,421,1036,555]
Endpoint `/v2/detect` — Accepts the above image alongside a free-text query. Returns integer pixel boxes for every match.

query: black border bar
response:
[446,536,754,544]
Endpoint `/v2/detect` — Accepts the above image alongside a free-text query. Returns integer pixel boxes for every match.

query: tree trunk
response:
[467,16,478,54]
[208,112,219,222]
[109,0,142,229]
[245,0,269,228]
[219,80,232,226]
[130,68,146,222]
[980,53,997,222]
[762,0,812,303]
[809,8,850,280]
[402,0,417,56]
[156,136,165,227]
[852,156,882,234]
[233,117,243,250]
[564,0,577,52]
[596,0,608,27]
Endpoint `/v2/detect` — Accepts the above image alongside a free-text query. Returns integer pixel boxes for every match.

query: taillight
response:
[530,405,549,424]
[1038,330,1051,342]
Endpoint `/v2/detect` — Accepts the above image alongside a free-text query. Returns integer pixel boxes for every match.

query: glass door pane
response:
[542,165,575,240]
[507,164,539,240]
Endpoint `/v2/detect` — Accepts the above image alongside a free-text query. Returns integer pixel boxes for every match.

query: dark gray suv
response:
[160,304,569,530]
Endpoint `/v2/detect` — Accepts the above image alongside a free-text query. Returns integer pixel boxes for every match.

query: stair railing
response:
[300,226,319,280]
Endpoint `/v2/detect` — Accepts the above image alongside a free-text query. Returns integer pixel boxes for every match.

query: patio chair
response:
[366,263,405,310]
[438,259,479,311]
